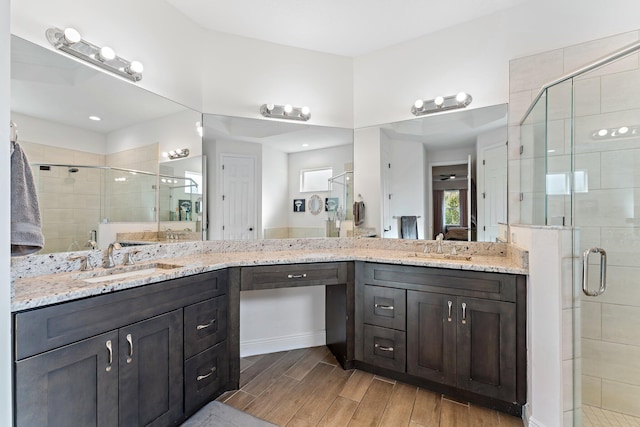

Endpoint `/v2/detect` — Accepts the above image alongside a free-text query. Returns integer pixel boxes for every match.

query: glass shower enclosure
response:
[520,42,640,425]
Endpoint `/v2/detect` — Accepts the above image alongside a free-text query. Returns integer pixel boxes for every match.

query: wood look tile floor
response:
[217,346,524,427]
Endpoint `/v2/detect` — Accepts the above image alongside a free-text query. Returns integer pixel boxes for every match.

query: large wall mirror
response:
[358,104,508,242]
[10,35,204,254]
[202,114,353,240]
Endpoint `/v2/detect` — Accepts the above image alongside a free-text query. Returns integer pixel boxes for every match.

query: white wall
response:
[381,137,425,239]
[354,126,382,234]
[354,0,640,128]
[262,145,288,234]
[287,144,352,230]
[11,112,106,154]
[107,108,202,160]
[1,0,11,423]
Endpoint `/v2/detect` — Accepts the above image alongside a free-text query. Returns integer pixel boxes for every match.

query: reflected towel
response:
[354,201,365,226]
[11,142,44,256]
[400,216,418,239]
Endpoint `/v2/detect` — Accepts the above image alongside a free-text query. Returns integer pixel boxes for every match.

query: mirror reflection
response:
[202,114,354,240]
[10,35,203,254]
[375,104,508,242]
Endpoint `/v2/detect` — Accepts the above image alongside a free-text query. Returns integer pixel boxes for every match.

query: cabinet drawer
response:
[363,285,406,331]
[363,325,406,372]
[184,296,228,359]
[362,262,516,302]
[15,270,227,360]
[241,262,348,290]
[184,341,228,416]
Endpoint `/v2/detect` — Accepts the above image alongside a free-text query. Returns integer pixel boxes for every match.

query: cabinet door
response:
[119,309,184,427]
[406,291,456,386]
[456,297,516,402]
[15,331,119,427]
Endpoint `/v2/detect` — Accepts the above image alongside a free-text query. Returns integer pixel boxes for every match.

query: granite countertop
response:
[11,239,528,312]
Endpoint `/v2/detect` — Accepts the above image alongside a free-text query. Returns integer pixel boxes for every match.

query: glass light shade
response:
[284,104,293,114]
[162,152,169,158]
[414,99,424,109]
[127,61,144,74]
[63,28,81,45]
[598,129,608,136]
[266,104,275,111]
[619,126,629,134]
[456,92,468,103]
[434,96,445,106]
[98,46,116,61]
[301,106,310,115]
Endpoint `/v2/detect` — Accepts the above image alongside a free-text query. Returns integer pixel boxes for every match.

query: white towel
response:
[11,142,44,256]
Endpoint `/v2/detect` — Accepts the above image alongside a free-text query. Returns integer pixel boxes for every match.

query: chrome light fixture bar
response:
[411,92,472,116]
[162,148,190,160]
[260,103,311,121]
[46,27,143,82]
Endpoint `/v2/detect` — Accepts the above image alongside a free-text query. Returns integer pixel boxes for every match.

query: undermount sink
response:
[406,252,472,261]
[76,263,183,283]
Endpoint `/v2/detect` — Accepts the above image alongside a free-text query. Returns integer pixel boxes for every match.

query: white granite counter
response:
[11,238,528,312]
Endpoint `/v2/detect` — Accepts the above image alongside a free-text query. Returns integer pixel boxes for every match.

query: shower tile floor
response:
[583,405,640,427]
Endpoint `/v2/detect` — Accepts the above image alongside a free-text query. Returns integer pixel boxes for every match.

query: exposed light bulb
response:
[126,60,144,75]
[266,104,275,112]
[175,149,183,154]
[302,143,309,147]
[598,129,608,137]
[414,99,424,109]
[434,96,445,107]
[98,46,116,61]
[162,152,169,158]
[89,115,101,121]
[284,104,293,114]
[301,106,310,116]
[619,126,629,134]
[456,92,468,104]
[63,28,81,45]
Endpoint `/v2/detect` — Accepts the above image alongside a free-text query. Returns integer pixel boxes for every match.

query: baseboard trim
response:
[240,330,326,357]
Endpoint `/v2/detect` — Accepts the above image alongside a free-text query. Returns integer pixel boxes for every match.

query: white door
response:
[482,144,507,242]
[221,155,256,240]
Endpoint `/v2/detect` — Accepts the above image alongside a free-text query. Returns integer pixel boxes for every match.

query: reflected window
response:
[300,167,333,192]
[444,190,461,226]
[185,170,202,194]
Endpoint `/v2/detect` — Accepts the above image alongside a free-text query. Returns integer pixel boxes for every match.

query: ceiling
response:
[164,0,526,57]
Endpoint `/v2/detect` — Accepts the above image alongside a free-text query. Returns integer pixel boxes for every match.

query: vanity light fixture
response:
[46,27,144,82]
[411,92,472,116]
[591,125,639,140]
[162,148,190,160]
[260,103,311,121]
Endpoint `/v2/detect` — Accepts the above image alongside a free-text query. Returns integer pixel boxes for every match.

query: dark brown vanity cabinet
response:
[355,262,526,414]
[14,270,229,427]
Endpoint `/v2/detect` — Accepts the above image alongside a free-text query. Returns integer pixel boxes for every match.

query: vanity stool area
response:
[12,255,527,426]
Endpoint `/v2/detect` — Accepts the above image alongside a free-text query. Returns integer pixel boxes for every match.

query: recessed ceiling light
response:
[89,116,101,121]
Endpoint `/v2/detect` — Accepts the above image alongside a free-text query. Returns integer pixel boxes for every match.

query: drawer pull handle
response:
[126,333,133,364]
[288,274,307,279]
[106,340,113,372]
[196,319,217,330]
[447,300,453,322]
[461,303,467,325]
[374,304,394,310]
[374,343,394,352]
[197,366,217,381]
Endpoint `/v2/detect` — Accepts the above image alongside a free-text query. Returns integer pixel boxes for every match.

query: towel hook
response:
[10,121,18,143]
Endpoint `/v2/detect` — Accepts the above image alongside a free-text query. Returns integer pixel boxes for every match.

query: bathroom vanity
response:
[11,240,527,425]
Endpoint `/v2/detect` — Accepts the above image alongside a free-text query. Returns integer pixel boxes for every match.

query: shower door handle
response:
[582,247,607,297]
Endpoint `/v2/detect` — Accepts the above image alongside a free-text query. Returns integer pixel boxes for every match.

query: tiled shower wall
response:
[20,141,159,253]
[509,29,640,424]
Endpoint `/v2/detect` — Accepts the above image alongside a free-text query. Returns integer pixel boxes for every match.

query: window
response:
[444,190,460,226]
[185,170,202,194]
[300,167,333,192]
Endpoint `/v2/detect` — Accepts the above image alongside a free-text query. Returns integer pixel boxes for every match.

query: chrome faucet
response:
[123,249,141,266]
[68,254,93,271]
[105,242,122,268]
